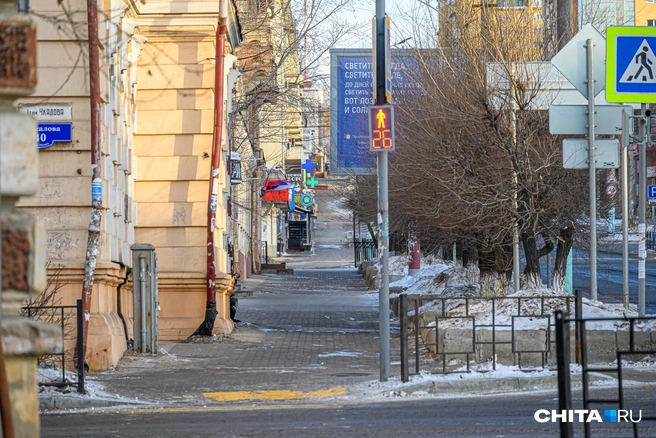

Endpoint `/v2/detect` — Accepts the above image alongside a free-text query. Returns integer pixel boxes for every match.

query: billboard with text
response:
[329,49,423,175]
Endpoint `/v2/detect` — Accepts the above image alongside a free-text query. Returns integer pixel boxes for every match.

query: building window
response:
[499,15,507,22]
[498,0,527,9]
[649,19,656,27]
[533,13,542,21]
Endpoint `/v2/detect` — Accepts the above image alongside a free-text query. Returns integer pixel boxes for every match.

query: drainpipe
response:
[194,0,228,336]
[116,266,131,345]
[78,0,103,360]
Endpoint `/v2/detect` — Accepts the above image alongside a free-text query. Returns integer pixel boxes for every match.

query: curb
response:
[39,394,148,412]
[392,373,615,397]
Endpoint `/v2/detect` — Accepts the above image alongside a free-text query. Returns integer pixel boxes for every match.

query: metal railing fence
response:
[399,292,580,382]
[22,299,85,393]
[555,311,656,438]
[354,239,377,267]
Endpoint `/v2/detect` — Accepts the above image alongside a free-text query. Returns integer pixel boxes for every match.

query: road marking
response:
[203,387,347,402]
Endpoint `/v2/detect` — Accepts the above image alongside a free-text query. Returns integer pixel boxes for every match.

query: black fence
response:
[22,299,85,393]
[647,232,656,250]
[399,292,580,382]
[555,311,656,438]
[259,240,271,264]
[354,239,377,267]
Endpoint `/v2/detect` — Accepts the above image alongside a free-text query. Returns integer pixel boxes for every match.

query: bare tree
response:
[350,1,589,295]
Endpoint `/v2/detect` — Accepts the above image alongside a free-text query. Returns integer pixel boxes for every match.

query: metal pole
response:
[638,105,648,317]
[555,311,573,438]
[622,110,630,310]
[586,39,598,302]
[76,300,85,393]
[353,213,357,268]
[546,252,552,289]
[511,76,521,293]
[565,250,573,295]
[375,0,390,382]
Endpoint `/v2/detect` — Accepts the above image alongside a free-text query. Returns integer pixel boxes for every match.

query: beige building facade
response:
[16,0,244,370]
[635,0,656,26]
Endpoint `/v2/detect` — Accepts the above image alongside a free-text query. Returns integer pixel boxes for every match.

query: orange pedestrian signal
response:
[368,105,395,152]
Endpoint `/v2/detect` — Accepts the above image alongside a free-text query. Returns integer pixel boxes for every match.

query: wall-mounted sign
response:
[230,151,242,184]
[300,193,314,207]
[19,103,72,121]
[38,122,73,149]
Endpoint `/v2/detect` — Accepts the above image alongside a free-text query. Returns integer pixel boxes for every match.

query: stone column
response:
[0,3,62,437]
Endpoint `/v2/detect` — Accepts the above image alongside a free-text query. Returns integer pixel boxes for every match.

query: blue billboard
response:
[330,49,423,175]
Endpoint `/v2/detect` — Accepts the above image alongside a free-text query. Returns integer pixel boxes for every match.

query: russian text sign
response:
[330,49,423,175]
[38,122,72,149]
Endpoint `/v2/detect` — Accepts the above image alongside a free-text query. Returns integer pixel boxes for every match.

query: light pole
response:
[374,0,390,382]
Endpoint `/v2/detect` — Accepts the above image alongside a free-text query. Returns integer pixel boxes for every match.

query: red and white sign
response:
[606,185,618,197]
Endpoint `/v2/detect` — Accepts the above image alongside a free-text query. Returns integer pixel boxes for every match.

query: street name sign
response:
[19,103,72,121]
[37,122,72,149]
[552,24,606,100]
[607,26,656,103]
[562,139,620,169]
[549,105,631,135]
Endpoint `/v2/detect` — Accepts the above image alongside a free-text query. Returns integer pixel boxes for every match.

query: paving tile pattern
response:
[91,267,398,407]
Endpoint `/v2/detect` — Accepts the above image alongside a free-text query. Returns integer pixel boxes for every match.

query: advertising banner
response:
[330,49,423,175]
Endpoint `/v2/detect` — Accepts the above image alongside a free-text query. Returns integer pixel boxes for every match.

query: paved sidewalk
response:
[78,267,393,409]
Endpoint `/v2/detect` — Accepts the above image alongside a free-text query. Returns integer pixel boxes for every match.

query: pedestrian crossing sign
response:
[607,26,656,103]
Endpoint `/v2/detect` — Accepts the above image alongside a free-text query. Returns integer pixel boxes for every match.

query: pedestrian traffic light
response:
[368,105,395,152]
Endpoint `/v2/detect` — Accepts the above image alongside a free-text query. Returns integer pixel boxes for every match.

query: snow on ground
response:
[393,264,478,298]
[38,364,151,413]
[318,351,365,358]
[341,366,565,401]
[323,198,351,216]
[38,366,78,385]
[386,256,656,331]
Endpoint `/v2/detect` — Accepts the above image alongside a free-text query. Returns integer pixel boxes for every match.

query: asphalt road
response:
[41,387,656,438]
[563,249,656,314]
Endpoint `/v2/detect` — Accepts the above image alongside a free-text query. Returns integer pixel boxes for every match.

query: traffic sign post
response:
[551,25,606,301]
[607,26,654,316]
[621,109,631,310]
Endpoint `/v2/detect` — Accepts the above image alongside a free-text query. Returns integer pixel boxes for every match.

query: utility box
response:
[131,244,159,354]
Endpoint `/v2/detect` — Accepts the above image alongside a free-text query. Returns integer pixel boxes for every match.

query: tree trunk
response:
[478,243,511,297]
[521,232,554,290]
[552,221,575,293]
[462,246,479,284]
[478,245,498,297]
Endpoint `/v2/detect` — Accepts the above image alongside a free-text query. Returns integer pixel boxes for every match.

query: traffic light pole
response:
[375,0,390,382]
